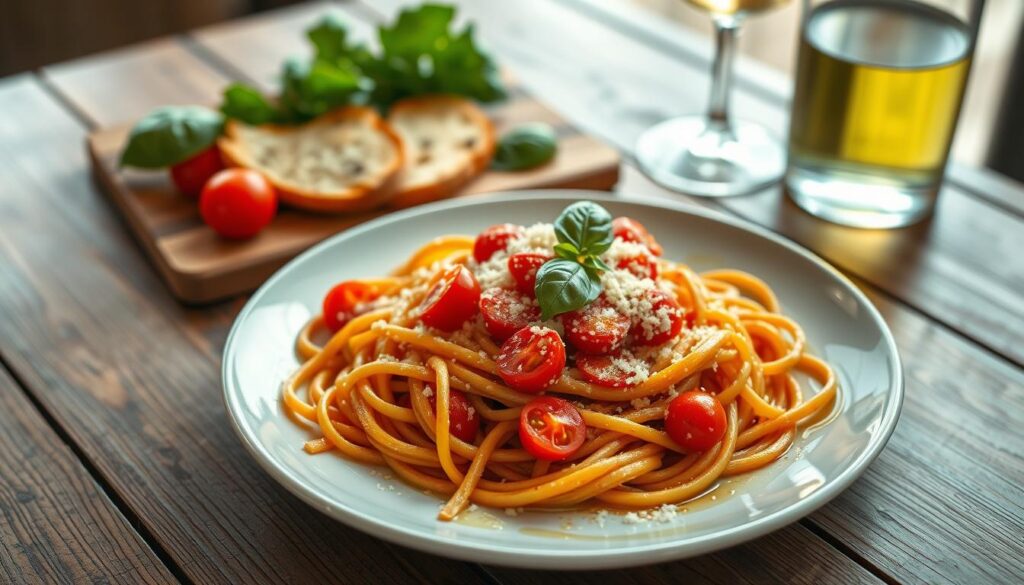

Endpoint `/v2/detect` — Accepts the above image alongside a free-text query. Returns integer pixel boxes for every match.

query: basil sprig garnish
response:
[535,201,614,320]
[119,106,224,168]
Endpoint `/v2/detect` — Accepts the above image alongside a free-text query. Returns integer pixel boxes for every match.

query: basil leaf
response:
[552,242,580,261]
[119,106,223,169]
[307,14,350,62]
[491,123,557,171]
[220,84,276,125]
[534,258,602,320]
[554,200,613,256]
[582,255,612,273]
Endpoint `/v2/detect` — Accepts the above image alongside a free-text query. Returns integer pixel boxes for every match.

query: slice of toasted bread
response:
[218,107,404,213]
[386,96,496,209]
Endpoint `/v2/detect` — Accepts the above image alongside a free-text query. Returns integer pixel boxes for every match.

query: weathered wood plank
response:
[365,0,1024,366]
[0,361,175,585]
[0,74,483,584]
[485,523,882,584]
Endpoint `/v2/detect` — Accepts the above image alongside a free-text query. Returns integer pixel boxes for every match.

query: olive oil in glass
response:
[786,0,978,228]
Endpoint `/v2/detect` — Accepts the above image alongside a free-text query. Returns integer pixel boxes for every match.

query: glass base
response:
[635,116,785,197]
[786,164,936,229]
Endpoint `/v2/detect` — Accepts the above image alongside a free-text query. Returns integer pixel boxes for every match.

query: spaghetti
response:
[283,207,837,521]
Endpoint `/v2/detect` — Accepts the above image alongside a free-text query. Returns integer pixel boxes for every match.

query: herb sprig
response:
[535,201,614,320]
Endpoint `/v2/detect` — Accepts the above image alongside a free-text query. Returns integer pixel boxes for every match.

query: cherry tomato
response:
[419,265,481,331]
[616,253,658,280]
[473,224,524,263]
[496,326,566,393]
[322,280,380,332]
[199,169,277,239]
[563,299,630,354]
[508,252,551,296]
[427,387,479,443]
[665,391,727,452]
[170,146,224,197]
[630,289,684,346]
[518,396,587,461]
[613,217,663,256]
[575,353,643,388]
[479,288,540,341]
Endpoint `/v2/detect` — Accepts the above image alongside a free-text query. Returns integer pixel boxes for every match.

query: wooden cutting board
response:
[88,88,620,304]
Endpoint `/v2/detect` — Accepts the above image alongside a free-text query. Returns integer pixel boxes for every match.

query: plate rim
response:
[221,190,904,569]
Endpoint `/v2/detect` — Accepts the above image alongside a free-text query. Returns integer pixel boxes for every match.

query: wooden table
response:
[1,1,1021,583]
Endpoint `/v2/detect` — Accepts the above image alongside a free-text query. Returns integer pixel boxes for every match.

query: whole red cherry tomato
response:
[199,168,277,239]
[665,391,727,452]
[519,396,587,461]
[170,146,224,197]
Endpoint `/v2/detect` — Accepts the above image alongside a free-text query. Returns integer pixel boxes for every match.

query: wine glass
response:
[635,0,788,197]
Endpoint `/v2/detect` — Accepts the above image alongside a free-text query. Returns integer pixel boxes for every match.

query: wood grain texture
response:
[0,75,485,585]
[362,0,1024,368]
[486,523,882,585]
[42,37,229,128]
[0,360,174,584]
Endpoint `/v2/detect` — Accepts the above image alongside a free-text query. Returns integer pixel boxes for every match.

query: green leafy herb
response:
[215,4,505,126]
[553,200,612,256]
[369,4,506,107]
[491,123,557,171]
[220,83,276,125]
[534,201,614,319]
[119,106,223,168]
[534,259,602,321]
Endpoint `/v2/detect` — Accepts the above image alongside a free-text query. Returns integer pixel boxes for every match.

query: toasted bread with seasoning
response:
[217,106,404,213]
[386,96,496,209]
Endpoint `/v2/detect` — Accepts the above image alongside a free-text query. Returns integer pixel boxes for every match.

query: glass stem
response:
[707,15,742,129]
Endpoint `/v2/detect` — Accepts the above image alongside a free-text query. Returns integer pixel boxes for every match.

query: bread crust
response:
[218,106,404,213]
[386,96,496,209]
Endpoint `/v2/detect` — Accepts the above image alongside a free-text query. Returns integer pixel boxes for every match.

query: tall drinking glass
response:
[636,1,790,197]
[786,0,983,228]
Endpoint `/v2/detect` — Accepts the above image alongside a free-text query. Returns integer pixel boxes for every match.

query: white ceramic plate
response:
[223,191,903,569]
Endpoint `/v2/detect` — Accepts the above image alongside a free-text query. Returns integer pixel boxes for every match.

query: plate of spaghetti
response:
[223,191,902,569]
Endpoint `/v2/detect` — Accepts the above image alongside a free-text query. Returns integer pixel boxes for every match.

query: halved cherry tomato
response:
[508,252,551,296]
[427,387,479,443]
[630,289,683,346]
[519,396,586,461]
[323,280,380,332]
[479,288,540,341]
[613,217,663,256]
[563,299,630,354]
[419,265,481,331]
[170,146,224,197]
[473,224,524,262]
[199,168,277,239]
[616,253,658,280]
[496,326,566,393]
[665,391,727,452]
[575,353,642,388]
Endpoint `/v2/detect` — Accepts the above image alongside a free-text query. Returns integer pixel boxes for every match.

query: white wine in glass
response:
[635,0,789,197]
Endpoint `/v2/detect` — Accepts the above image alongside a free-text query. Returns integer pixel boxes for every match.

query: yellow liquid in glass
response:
[789,0,971,179]
[686,0,788,15]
